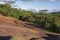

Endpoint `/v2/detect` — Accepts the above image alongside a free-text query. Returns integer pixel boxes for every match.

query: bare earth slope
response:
[0,14,60,40]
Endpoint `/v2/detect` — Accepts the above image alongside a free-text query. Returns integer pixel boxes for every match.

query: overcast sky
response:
[0,0,60,11]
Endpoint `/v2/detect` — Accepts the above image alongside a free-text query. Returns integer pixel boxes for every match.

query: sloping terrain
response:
[0,14,60,40]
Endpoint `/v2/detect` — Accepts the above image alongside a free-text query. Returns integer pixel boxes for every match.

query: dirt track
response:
[0,14,60,40]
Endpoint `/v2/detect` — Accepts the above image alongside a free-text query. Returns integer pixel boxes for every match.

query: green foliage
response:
[0,4,60,33]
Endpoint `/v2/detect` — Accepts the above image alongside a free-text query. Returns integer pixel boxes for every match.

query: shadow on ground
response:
[0,36,12,40]
[42,33,60,40]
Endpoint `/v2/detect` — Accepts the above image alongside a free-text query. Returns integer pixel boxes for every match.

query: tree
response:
[50,17,57,32]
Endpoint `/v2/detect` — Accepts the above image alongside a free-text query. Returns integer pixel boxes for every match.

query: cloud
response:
[0,0,8,1]
[20,0,33,2]
[20,0,45,2]
[50,0,57,2]
[0,0,15,2]
[0,0,15,4]
[38,0,45,2]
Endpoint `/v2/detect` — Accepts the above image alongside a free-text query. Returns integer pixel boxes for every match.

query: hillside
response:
[0,14,44,40]
[0,4,60,34]
[0,14,60,40]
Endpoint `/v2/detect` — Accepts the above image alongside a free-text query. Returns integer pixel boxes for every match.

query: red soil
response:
[0,14,60,40]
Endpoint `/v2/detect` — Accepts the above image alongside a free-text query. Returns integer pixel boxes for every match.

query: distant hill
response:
[51,11,60,14]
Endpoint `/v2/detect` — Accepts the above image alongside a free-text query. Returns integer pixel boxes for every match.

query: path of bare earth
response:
[0,14,60,40]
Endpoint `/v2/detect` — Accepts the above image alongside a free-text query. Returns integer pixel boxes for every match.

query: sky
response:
[0,0,60,11]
